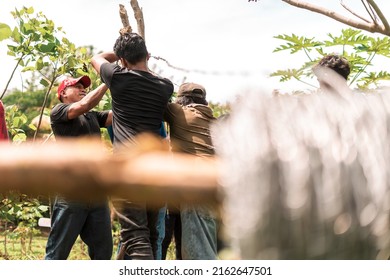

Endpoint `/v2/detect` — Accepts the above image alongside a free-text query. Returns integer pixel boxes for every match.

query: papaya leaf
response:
[270,68,306,82]
[273,34,320,54]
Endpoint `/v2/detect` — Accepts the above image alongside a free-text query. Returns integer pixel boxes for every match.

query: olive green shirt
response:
[164,103,216,157]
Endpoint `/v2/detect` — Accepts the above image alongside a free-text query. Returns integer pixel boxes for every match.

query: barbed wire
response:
[150,55,257,77]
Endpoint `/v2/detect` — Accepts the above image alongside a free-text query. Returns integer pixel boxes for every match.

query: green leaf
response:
[273,34,320,54]
[38,205,49,212]
[0,23,12,41]
[364,37,390,57]
[21,66,36,72]
[11,26,22,43]
[40,78,49,87]
[38,42,56,53]
[28,123,37,131]
[270,68,306,82]
[13,133,27,142]
[26,7,34,14]
[7,50,15,57]
[36,57,44,70]
[12,117,21,127]
[325,29,368,47]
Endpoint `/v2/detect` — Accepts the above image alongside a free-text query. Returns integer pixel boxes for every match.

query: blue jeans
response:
[45,197,113,260]
[181,204,218,260]
[153,206,166,260]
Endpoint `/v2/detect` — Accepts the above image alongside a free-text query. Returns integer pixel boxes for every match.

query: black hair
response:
[113,33,148,64]
[314,54,351,80]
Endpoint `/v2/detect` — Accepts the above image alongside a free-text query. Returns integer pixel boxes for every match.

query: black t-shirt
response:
[100,63,173,149]
[50,103,109,137]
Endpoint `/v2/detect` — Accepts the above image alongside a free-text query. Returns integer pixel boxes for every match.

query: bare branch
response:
[282,0,390,36]
[0,56,24,99]
[361,0,378,24]
[340,0,370,23]
[130,0,145,40]
[366,0,390,32]
[119,4,132,35]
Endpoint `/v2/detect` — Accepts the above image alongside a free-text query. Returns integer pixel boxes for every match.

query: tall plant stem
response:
[33,74,57,141]
[0,56,24,100]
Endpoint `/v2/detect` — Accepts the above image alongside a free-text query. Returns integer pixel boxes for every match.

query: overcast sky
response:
[1,0,390,103]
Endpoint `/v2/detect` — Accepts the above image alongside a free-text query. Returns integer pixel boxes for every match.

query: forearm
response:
[81,84,108,110]
[101,52,119,63]
[67,84,109,119]
[91,52,119,74]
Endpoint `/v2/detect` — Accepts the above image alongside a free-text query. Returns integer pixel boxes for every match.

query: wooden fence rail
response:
[0,136,221,207]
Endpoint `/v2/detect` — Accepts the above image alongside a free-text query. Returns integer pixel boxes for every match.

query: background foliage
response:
[271,28,390,91]
[0,6,228,259]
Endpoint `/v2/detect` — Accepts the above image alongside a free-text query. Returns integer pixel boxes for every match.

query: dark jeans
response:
[149,206,166,260]
[162,206,182,260]
[116,205,166,260]
[114,201,165,260]
[45,197,113,260]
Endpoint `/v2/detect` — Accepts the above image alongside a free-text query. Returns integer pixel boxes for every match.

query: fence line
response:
[0,136,221,207]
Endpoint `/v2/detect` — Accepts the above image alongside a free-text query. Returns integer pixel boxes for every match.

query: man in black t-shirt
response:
[92,33,173,260]
[45,75,113,260]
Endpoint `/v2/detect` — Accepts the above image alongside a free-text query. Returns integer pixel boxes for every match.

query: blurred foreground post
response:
[213,83,390,259]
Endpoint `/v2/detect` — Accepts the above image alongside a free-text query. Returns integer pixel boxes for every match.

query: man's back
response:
[100,63,173,148]
[164,102,215,156]
[91,32,174,260]
[163,82,219,260]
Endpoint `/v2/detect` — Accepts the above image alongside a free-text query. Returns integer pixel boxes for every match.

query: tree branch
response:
[33,74,57,142]
[340,0,370,24]
[0,56,24,100]
[366,0,390,32]
[119,4,132,35]
[130,0,145,40]
[281,0,390,36]
[361,0,378,24]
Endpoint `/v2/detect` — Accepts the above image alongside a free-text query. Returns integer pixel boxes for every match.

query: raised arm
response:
[91,52,119,74]
[67,84,109,120]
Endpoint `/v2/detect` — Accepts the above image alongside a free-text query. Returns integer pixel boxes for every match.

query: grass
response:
[0,230,177,260]
[0,234,114,260]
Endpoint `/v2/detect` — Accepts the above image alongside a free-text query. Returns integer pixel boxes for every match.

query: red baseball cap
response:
[57,75,91,101]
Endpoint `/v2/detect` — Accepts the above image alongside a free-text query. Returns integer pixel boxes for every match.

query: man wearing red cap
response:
[45,75,113,260]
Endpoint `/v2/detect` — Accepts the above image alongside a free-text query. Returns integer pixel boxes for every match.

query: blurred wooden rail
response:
[0,138,221,206]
